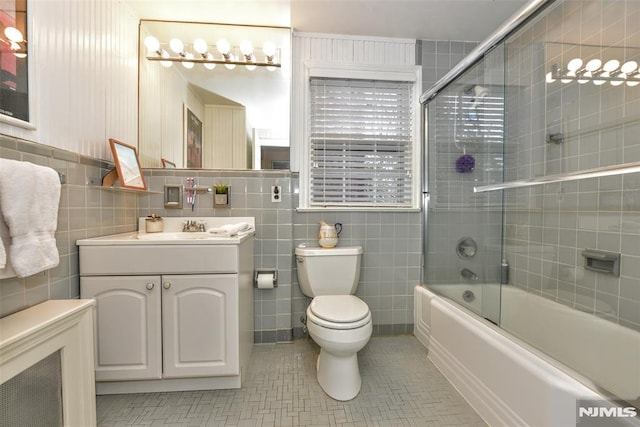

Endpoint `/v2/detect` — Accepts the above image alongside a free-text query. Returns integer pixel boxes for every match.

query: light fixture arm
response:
[146,55,281,68]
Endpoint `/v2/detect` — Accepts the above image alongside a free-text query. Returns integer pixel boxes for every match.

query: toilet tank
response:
[295,246,362,297]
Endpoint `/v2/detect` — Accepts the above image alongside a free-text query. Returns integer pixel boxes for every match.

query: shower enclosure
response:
[422,0,640,408]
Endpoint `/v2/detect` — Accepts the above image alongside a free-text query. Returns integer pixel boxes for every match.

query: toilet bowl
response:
[295,246,372,401]
[306,295,372,401]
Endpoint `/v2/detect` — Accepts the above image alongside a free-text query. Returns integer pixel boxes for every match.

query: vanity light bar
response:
[1,26,27,58]
[145,36,281,70]
[547,59,640,87]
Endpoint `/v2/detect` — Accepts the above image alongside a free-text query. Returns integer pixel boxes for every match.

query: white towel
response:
[0,216,8,268]
[0,159,61,277]
[0,217,16,278]
[208,222,252,236]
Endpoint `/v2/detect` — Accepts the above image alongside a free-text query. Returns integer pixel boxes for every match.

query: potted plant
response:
[214,184,229,206]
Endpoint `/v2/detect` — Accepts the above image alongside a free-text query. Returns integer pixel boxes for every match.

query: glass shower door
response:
[423,45,506,324]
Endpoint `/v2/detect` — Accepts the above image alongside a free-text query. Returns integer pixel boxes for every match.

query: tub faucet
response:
[461,268,479,281]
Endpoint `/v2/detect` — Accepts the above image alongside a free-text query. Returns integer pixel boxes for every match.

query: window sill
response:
[296,206,421,213]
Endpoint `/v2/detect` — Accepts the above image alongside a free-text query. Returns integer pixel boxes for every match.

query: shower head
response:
[469,85,488,109]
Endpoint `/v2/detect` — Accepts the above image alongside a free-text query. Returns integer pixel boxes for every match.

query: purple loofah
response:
[455,154,475,173]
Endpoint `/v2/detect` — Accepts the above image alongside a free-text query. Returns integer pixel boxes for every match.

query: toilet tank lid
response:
[295,246,362,256]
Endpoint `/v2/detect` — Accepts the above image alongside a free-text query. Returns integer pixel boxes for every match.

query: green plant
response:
[214,184,229,194]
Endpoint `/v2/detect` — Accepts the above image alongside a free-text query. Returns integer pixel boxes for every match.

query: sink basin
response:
[136,232,213,241]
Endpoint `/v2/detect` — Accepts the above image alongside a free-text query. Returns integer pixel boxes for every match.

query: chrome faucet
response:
[460,268,479,281]
[182,220,206,232]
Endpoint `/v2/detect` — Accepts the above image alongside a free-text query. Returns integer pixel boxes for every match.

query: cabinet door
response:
[81,276,162,381]
[161,274,239,378]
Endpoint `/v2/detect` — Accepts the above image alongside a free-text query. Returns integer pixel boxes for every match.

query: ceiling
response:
[125,0,530,42]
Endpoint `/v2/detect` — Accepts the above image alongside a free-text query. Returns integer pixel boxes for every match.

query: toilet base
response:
[316,348,362,401]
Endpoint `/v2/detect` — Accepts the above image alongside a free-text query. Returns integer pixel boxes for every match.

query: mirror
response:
[0,0,31,128]
[106,138,147,190]
[138,20,291,170]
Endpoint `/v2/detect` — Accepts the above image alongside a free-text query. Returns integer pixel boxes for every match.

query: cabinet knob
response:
[163,281,172,290]
[146,282,155,290]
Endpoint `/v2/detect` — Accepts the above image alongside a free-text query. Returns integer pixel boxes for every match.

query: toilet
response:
[295,246,372,401]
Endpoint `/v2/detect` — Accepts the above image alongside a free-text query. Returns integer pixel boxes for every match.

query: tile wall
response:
[0,136,138,318]
[502,0,640,332]
[139,170,423,341]
[139,169,294,344]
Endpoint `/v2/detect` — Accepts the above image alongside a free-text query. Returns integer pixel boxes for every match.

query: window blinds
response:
[309,77,414,207]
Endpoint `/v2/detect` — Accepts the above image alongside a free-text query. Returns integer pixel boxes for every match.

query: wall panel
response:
[0,0,138,161]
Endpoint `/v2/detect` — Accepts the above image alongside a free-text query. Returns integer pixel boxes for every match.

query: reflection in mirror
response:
[138,20,291,170]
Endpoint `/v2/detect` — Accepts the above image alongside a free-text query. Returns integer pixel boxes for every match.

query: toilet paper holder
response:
[254,270,278,288]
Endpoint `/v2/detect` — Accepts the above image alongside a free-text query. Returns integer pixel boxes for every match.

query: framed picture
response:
[184,105,202,168]
[161,158,176,168]
[0,0,33,129]
[105,138,147,190]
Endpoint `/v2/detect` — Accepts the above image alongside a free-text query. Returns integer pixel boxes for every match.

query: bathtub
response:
[414,284,640,427]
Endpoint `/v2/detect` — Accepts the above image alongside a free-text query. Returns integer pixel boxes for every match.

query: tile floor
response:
[96,336,485,426]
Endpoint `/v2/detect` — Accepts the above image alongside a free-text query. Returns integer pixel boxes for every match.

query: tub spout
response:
[461,268,479,280]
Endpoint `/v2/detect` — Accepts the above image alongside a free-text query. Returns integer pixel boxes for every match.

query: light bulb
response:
[567,58,583,72]
[160,50,172,67]
[224,53,236,69]
[169,38,184,54]
[144,36,160,52]
[627,74,640,87]
[240,40,253,56]
[203,53,216,70]
[621,60,638,74]
[577,71,591,84]
[193,38,208,55]
[603,59,620,72]
[546,72,556,83]
[13,52,26,59]
[611,73,625,86]
[182,52,194,69]
[561,70,575,84]
[4,26,23,43]
[216,39,230,55]
[263,41,276,57]
[593,71,608,86]
[585,59,602,72]
[266,65,277,72]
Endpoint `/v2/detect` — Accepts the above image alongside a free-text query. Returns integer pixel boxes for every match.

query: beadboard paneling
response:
[0,0,138,161]
[291,32,416,172]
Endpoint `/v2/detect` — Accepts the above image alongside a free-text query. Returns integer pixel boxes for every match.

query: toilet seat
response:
[308,296,371,330]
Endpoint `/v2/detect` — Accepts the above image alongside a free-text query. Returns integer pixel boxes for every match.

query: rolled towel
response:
[208,222,252,236]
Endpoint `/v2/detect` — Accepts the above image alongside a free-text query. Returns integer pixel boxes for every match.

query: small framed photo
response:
[161,158,176,168]
[106,138,147,190]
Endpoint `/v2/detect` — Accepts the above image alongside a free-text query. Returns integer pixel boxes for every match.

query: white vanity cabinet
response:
[161,274,239,378]
[78,228,254,395]
[80,275,162,382]
[81,274,238,382]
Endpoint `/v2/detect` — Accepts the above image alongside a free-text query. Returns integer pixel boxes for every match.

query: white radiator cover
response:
[0,300,96,426]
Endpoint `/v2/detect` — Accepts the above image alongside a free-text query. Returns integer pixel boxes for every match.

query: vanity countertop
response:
[77,217,255,246]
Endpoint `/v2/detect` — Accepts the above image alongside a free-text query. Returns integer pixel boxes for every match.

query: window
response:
[301,69,420,210]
